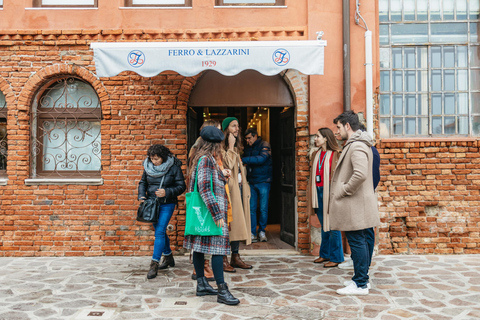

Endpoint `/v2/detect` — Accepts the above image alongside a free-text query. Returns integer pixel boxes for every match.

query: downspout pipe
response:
[365,30,374,138]
[343,0,351,112]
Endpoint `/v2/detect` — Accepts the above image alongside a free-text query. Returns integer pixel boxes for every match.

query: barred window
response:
[31,77,101,178]
[0,91,6,175]
[215,0,285,6]
[379,0,480,137]
[32,0,97,7]
[124,0,192,7]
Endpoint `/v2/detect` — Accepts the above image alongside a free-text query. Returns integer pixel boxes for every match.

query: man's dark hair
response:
[147,144,172,162]
[333,110,361,131]
[245,128,258,137]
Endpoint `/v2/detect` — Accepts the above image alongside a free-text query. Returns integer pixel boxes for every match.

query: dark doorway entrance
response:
[187,70,296,249]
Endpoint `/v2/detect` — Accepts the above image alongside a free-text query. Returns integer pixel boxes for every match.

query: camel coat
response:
[329,130,380,232]
[222,149,252,244]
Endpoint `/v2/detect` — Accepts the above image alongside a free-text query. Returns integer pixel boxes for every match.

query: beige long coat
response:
[222,149,252,244]
[329,130,380,231]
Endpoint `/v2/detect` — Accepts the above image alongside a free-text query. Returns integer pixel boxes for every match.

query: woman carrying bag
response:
[183,126,240,306]
[138,144,186,279]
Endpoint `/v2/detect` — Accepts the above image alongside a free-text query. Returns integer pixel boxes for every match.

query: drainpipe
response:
[343,0,351,112]
[355,0,373,138]
[365,30,373,138]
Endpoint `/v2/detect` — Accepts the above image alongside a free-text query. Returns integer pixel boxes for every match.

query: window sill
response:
[119,6,191,9]
[380,137,478,143]
[0,178,7,186]
[25,178,103,185]
[214,5,287,8]
[25,7,98,10]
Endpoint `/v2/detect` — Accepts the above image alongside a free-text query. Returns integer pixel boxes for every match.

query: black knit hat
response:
[200,126,224,143]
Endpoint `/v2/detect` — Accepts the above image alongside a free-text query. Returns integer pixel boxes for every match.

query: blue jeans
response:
[315,187,344,263]
[152,203,176,262]
[250,182,271,235]
[345,228,374,288]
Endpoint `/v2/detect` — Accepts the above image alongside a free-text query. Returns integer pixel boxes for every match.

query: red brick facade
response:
[0,29,315,256]
[377,140,480,254]
[1,28,479,256]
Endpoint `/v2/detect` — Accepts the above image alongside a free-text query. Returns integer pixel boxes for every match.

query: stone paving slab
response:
[0,255,479,319]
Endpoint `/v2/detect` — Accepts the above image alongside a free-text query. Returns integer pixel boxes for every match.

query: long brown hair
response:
[318,127,341,152]
[188,138,222,178]
[188,120,222,169]
[222,127,244,154]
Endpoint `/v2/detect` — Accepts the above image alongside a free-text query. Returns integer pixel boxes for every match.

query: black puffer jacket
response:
[137,158,186,204]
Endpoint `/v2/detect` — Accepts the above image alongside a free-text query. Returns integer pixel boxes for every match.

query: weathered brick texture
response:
[0,30,311,256]
[377,140,480,254]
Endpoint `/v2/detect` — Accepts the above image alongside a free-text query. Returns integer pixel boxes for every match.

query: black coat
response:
[137,159,186,204]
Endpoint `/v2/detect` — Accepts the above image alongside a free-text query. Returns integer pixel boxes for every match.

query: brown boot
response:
[204,259,215,280]
[230,253,253,269]
[192,259,215,281]
[223,256,236,273]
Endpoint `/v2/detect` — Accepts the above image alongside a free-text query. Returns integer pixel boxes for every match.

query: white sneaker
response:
[338,259,354,270]
[343,280,371,289]
[259,231,267,242]
[337,282,369,295]
[251,234,258,243]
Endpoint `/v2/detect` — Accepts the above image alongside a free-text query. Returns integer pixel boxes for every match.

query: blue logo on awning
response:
[128,50,145,68]
[273,49,290,66]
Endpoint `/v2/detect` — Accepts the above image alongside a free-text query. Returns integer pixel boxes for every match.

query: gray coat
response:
[329,130,380,231]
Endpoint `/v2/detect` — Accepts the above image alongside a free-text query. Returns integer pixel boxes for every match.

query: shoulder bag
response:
[184,157,223,236]
[136,176,165,223]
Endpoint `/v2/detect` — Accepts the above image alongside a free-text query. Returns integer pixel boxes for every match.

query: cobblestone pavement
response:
[0,254,479,320]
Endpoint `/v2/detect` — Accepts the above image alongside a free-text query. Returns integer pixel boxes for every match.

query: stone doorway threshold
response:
[239,224,298,255]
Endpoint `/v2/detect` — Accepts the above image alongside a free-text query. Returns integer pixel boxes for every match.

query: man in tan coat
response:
[330,110,380,296]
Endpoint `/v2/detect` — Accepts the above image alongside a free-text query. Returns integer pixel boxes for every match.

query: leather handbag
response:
[184,157,223,236]
[136,176,165,223]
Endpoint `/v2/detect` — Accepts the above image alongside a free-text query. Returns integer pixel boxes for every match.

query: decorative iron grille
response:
[0,91,6,173]
[31,77,101,178]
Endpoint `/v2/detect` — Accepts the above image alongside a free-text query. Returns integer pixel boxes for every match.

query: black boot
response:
[158,254,175,270]
[147,260,159,279]
[196,277,218,296]
[217,283,240,305]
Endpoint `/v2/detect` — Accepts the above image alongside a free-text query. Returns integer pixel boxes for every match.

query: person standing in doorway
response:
[308,128,344,268]
[221,117,253,272]
[242,128,272,243]
[330,110,380,296]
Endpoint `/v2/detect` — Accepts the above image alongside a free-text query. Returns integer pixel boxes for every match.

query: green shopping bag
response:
[184,158,223,236]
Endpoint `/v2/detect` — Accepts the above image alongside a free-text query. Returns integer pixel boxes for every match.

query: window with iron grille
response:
[0,0,3,8]
[379,0,480,137]
[124,0,192,7]
[215,0,285,6]
[0,91,6,175]
[31,77,101,178]
[32,0,97,7]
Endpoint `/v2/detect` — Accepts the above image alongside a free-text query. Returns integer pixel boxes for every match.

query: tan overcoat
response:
[222,149,252,244]
[329,130,380,231]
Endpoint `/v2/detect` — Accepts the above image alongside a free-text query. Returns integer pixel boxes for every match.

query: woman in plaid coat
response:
[183,126,240,306]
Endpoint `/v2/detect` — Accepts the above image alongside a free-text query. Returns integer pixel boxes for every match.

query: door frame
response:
[180,69,311,253]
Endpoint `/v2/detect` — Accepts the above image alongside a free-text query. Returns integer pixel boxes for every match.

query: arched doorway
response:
[187,70,296,248]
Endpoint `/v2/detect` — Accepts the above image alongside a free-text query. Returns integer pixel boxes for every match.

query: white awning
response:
[90,40,326,78]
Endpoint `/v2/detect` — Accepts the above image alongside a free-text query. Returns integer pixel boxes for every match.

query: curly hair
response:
[147,144,172,163]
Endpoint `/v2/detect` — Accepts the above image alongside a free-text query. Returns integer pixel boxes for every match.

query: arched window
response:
[31,77,101,178]
[0,90,6,175]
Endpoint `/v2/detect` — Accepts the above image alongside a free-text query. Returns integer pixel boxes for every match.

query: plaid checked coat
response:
[183,155,230,255]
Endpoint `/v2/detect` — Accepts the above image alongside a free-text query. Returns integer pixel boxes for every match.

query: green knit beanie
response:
[222,117,239,131]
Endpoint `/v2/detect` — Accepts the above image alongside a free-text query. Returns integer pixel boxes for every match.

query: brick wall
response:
[0,29,312,256]
[377,140,480,254]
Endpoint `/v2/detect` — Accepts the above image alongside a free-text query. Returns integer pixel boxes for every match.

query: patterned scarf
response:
[143,156,174,178]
